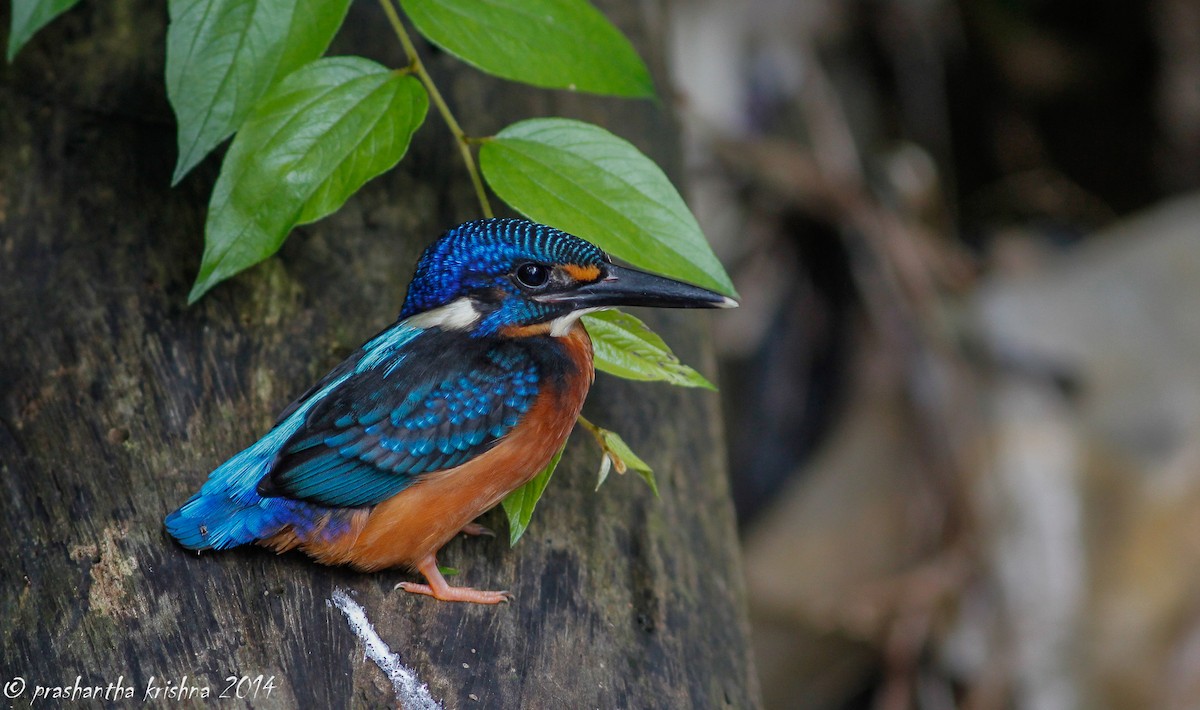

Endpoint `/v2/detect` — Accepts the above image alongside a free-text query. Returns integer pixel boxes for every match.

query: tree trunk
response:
[0,1,759,707]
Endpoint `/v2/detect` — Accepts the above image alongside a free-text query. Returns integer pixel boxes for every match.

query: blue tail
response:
[165,332,406,551]
[165,431,318,550]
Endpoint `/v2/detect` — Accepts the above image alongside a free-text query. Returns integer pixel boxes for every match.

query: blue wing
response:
[261,329,541,508]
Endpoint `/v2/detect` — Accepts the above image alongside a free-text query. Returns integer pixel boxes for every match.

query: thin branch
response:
[378,0,494,218]
[575,413,605,447]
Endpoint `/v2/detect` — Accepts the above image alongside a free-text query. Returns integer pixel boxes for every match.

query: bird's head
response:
[399,218,736,337]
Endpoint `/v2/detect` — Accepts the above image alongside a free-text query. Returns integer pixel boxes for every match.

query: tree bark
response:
[0,1,759,707]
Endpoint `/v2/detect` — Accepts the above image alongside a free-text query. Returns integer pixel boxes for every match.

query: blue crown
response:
[399,219,605,321]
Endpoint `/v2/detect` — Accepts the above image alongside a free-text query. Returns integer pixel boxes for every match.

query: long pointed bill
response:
[536,263,738,310]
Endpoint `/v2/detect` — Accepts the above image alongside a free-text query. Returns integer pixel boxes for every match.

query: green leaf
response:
[607,431,656,497]
[400,0,652,98]
[590,426,657,497]
[437,565,459,577]
[190,58,428,303]
[583,310,715,389]
[501,444,565,547]
[7,0,80,61]
[166,0,352,184]
[480,118,736,297]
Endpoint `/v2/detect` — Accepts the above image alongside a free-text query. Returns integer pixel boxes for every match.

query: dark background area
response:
[676,0,1200,707]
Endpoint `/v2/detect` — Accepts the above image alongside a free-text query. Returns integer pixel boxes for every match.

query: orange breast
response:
[286,322,595,572]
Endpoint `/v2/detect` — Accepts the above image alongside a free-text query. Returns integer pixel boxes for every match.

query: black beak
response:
[536,263,738,310]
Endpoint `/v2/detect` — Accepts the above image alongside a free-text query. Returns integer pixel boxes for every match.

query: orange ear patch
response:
[563,264,602,282]
[498,322,553,338]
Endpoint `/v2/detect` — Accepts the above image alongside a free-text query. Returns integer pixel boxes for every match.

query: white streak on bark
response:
[330,588,442,710]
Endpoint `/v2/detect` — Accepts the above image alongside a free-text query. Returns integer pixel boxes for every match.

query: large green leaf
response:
[7,0,79,61]
[583,309,714,389]
[400,0,652,98]
[480,118,736,296]
[501,444,566,547]
[166,0,352,184]
[190,57,428,303]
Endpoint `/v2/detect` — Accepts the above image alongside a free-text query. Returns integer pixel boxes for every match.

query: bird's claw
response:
[395,580,512,604]
[460,522,496,538]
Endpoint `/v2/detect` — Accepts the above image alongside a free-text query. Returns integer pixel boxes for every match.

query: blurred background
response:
[667,0,1200,708]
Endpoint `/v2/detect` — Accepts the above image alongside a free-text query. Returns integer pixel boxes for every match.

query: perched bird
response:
[165,218,735,604]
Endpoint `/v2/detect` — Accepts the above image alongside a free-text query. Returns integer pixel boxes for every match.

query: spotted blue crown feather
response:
[400,219,605,336]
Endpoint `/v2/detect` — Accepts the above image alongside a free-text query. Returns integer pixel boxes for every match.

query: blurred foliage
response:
[679,0,1197,708]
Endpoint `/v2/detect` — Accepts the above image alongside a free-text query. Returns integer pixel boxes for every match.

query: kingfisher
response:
[165,218,735,604]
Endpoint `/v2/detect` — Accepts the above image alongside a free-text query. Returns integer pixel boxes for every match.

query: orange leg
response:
[460,522,495,538]
[396,555,513,604]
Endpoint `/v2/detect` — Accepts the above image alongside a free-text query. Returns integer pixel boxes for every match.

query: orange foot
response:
[460,522,495,538]
[395,555,513,605]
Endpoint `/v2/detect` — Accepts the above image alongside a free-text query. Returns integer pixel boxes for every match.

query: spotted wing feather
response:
[264,335,540,508]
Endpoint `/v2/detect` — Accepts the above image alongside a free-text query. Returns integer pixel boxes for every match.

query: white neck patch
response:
[405,297,481,331]
[548,307,604,337]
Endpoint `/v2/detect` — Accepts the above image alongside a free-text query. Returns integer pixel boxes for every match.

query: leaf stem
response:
[378,0,494,218]
[576,413,601,438]
[576,414,611,462]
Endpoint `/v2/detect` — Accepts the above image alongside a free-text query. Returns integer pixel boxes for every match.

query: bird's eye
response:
[515,263,550,288]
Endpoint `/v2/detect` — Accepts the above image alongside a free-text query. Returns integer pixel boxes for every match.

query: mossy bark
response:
[0,1,758,707]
